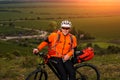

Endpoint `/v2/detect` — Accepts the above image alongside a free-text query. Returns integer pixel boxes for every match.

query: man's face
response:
[61,27,70,35]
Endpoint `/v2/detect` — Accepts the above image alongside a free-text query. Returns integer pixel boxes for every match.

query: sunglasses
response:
[62,27,70,30]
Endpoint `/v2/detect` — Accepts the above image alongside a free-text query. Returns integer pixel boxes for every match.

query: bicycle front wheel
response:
[75,63,100,80]
[25,69,48,80]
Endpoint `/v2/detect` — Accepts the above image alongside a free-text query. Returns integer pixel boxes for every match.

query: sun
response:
[78,0,120,2]
[93,0,119,2]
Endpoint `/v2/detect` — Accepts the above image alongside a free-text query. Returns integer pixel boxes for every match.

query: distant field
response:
[0,2,120,40]
[71,17,120,40]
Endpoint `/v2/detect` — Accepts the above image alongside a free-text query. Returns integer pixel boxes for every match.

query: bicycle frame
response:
[47,60,61,79]
[26,52,100,80]
[37,53,62,80]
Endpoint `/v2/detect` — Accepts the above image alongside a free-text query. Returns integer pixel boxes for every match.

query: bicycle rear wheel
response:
[75,63,100,80]
[25,69,48,80]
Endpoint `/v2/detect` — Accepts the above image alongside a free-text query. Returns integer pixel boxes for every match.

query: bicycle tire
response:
[25,69,48,80]
[75,63,100,80]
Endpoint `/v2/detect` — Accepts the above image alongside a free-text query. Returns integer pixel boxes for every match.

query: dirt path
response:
[0,31,47,41]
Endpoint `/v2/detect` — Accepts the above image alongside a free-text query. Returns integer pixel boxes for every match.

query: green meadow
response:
[0,1,120,80]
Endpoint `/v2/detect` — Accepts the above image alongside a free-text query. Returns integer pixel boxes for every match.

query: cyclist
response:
[33,20,77,80]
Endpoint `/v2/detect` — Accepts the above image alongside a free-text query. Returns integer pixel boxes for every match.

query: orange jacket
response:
[37,31,77,58]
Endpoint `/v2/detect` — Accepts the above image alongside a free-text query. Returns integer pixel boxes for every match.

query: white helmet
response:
[61,20,72,28]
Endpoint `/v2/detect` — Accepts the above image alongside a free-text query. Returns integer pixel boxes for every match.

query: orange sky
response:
[76,0,120,9]
[77,0,120,2]
[66,0,120,16]
[57,0,120,7]
[69,0,120,6]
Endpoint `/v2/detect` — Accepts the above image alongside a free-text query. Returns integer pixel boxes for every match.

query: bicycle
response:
[25,52,100,80]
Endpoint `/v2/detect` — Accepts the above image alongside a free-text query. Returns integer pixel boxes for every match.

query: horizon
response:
[0,0,120,5]
[0,0,119,15]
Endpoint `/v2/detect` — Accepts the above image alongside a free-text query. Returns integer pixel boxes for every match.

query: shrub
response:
[93,44,120,55]
[11,50,21,57]
[107,45,120,53]
[3,52,15,60]
[86,42,93,47]
[21,56,37,68]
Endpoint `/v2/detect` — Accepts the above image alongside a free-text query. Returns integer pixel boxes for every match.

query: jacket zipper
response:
[62,36,66,55]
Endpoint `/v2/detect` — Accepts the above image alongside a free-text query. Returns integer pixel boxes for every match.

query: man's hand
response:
[63,55,70,62]
[33,48,39,54]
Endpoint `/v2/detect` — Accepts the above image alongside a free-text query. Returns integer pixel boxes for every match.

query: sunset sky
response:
[0,0,119,13]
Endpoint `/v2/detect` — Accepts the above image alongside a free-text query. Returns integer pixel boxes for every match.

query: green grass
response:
[15,20,50,30]
[92,42,120,48]
[91,54,120,80]
[0,56,37,80]
[0,40,32,56]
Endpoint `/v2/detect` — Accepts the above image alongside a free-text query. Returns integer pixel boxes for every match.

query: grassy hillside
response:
[0,53,120,80]
[0,39,120,80]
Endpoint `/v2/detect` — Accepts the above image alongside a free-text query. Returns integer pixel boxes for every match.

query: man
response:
[33,20,77,80]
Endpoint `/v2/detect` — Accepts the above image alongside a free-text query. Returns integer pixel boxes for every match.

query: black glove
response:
[75,50,84,56]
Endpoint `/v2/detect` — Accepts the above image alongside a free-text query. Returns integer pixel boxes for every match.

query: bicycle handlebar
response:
[36,51,83,57]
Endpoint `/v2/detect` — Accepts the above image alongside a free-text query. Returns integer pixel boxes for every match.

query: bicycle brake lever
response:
[38,52,44,56]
